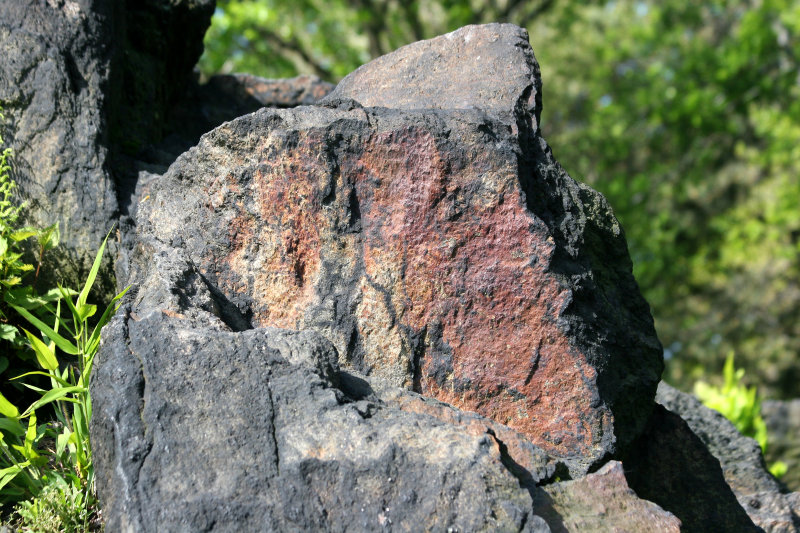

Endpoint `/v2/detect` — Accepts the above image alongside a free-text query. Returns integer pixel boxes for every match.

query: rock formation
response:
[655,383,800,532]
[763,399,800,492]
[93,22,668,530]
[2,2,795,530]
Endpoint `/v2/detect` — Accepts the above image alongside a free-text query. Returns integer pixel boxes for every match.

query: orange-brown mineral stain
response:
[354,127,607,457]
[214,132,328,330]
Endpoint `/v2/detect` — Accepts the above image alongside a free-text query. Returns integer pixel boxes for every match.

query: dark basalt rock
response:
[623,403,761,532]
[119,24,663,474]
[91,23,674,530]
[0,0,215,295]
[0,0,121,293]
[657,383,800,532]
[533,461,681,532]
[92,306,552,532]
[763,399,800,492]
[0,1,334,296]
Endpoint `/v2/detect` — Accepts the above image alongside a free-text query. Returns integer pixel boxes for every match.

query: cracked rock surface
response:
[93,309,551,532]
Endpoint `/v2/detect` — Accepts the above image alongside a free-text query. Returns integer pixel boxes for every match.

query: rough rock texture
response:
[763,399,800,492]
[86,21,800,532]
[121,24,662,475]
[0,0,119,291]
[93,308,553,532]
[324,23,543,130]
[114,73,334,287]
[0,0,214,294]
[624,402,763,532]
[657,383,800,532]
[533,461,681,532]
[89,23,673,530]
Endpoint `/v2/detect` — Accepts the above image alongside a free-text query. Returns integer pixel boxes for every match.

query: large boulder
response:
[121,23,662,472]
[92,308,552,532]
[0,0,215,295]
[92,23,667,529]
[0,0,120,293]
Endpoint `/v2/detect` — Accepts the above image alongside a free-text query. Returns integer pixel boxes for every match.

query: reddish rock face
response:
[136,25,662,473]
[350,127,608,457]
[185,118,608,459]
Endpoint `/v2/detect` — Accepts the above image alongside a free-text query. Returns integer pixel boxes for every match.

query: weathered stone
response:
[91,306,551,532]
[533,461,681,532]
[763,399,800,492]
[125,24,662,476]
[0,0,119,292]
[324,23,542,130]
[113,73,335,288]
[0,0,214,294]
[624,403,761,532]
[657,383,800,532]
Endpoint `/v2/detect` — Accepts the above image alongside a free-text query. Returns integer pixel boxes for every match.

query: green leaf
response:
[3,286,40,309]
[0,463,28,493]
[0,390,19,418]
[10,370,71,388]
[78,226,113,309]
[0,324,16,341]
[9,228,38,241]
[77,303,97,323]
[23,411,37,457]
[10,304,79,355]
[42,287,73,302]
[37,222,60,251]
[0,417,25,436]
[21,386,85,418]
[0,355,8,374]
[58,283,83,327]
[56,429,70,457]
[22,328,59,371]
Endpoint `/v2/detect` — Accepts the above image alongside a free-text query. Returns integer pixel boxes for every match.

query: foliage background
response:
[199,0,800,400]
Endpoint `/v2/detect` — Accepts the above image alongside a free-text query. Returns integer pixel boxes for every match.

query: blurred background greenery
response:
[198,0,800,400]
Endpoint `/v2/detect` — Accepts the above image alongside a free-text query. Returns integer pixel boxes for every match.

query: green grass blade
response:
[10,370,71,388]
[10,304,79,355]
[58,284,82,325]
[88,285,129,351]
[21,386,85,418]
[78,227,112,309]
[22,328,59,371]
[0,463,28,493]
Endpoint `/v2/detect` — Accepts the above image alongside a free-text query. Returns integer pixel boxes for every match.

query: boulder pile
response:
[1,2,796,531]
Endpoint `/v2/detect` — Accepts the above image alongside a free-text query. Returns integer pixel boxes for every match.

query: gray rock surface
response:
[0,0,215,295]
[657,383,800,532]
[763,399,800,492]
[0,0,119,293]
[81,17,791,533]
[92,23,671,531]
[623,403,761,532]
[324,23,542,130]
[533,461,681,532]
[92,307,551,532]
[119,24,662,474]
